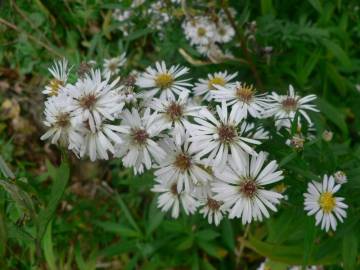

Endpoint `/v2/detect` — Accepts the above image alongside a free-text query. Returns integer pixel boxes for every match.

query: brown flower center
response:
[174,153,191,171]
[55,113,70,128]
[218,125,236,143]
[281,97,298,112]
[197,27,206,37]
[166,102,183,121]
[108,62,118,72]
[79,94,97,110]
[155,73,173,89]
[240,179,257,198]
[236,84,255,104]
[207,198,222,211]
[170,183,178,195]
[131,129,149,145]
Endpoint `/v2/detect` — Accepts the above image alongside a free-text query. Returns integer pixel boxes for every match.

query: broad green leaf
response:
[36,160,70,242]
[94,221,141,238]
[323,40,352,69]
[317,98,348,136]
[303,216,317,265]
[195,229,219,241]
[245,236,339,264]
[0,155,15,179]
[42,222,56,270]
[114,193,141,233]
[0,212,6,259]
[0,180,36,219]
[342,232,358,270]
[197,241,227,259]
[221,219,235,251]
[99,240,137,257]
[177,236,194,250]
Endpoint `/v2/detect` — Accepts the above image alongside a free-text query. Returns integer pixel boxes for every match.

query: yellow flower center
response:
[155,73,173,89]
[208,76,225,90]
[197,27,206,37]
[319,192,336,213]
[236,84,255,103]
[49,79,64,96]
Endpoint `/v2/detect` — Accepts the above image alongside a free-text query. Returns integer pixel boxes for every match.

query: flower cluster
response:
[41,59,348,231]
[182,11,235,57]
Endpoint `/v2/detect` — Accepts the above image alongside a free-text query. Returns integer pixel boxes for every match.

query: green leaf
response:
[0,212,6,259]
[260,0,275,15]
[197,241,227,259]
[42,222,56,270]
[75,245,98,270]
[323,40,352,69]
[317,98,348,136]
[0,155,15,179]
[195,229,219,242]
[94,221,141,238]
[114,193,141,234]
[342,232,358,270]
[36,160,70,242]
[0,180,36,218]
[99,240,137,257]
[177,236,194,250]
[303,216,317,265]
[221,219,235,251]
[124,28,153,42]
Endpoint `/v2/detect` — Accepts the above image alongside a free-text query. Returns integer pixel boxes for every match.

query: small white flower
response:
[150,93,202,144]
[240,122,270,141]
[43,58,71,96]
[214,21,235,43]
[114,108,167,174]
[188,102,262,168]
[286,134,305,150]
[40,94,82,151]
[151,179,198,218]
[212,151,284,224]
[66,69,124,132]
[79,121,125,162]
[304,175,348,232]
[103,53,127,76]
[183,17,216,46]
[264,85,318,129]
[154,135,212,193]
[136,61,192,100]
[198,195,226,226]
[322,130,333,142]
[193,71,237,101]
[334,171,347,184]
[113,9,131,22]
[212,82,268,119]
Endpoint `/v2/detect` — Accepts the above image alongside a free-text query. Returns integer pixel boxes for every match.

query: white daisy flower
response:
[304,175,348,232]
[188,102,262,169]
[240,122,270,141]
[264,85,319,129]
[198,194,226,226]
[183,17,216,46]
[212,82,268,119]
[214,21,235,43]
[66,69,124,132]
[212,151,284,224]
[151,179,198,218]
[103,53,127,76]
[114,108,167,175]
[154,135,212,193]
[150,93,202,145]
[79,121,125,162]
[136,61,192,100]
[40,94,82,151]
[286,134,305,150]
[43,58,71,96]
[334,171,347,184]
[113,9,131,22]
[193,71,237,101]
